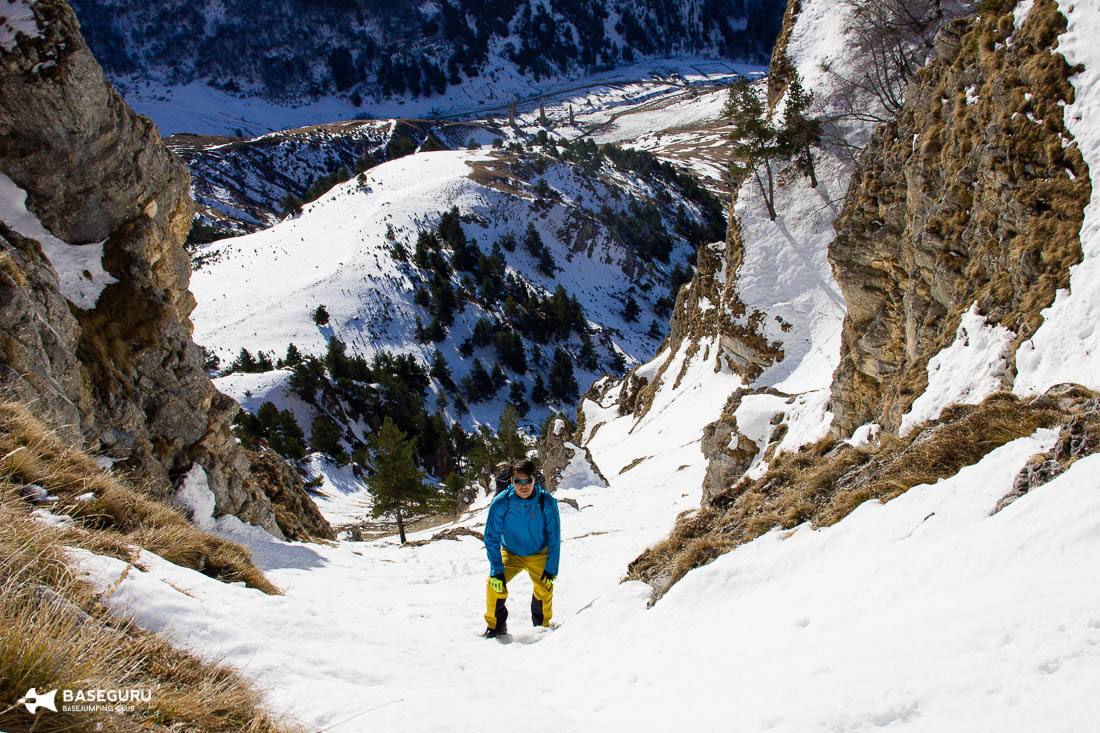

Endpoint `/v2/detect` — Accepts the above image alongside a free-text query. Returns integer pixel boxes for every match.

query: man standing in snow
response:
[482,459,560,638]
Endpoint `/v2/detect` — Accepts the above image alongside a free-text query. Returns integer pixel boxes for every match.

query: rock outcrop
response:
[828,0,1090,436]
[538,417,608,491]
[0,0,331,539]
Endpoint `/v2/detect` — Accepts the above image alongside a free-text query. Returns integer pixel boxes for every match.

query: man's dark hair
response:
[513,459,536,477]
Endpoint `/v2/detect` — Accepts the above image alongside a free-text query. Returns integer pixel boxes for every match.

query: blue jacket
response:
[484,485,561,577]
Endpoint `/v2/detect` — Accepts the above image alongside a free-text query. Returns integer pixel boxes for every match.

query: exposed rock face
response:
[595,208,785,436]
[0,0,331,539]
[538,417,609,491]
[245,448,336,540]
[700,389,761,504]
[828,0,1091,437]
[997,385,1100,513]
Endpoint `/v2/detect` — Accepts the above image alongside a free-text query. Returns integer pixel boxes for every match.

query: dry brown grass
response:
[0,498,299,732]
[628,392,1071,600]
[0,400,278,593]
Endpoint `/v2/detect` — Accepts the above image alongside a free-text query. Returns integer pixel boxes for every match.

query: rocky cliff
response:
[828,0,1090,436]
[0,0,333,541]
[588,0,1100,597]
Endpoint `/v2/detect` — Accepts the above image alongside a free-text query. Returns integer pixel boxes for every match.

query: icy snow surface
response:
[0,173,116,309]
[1014,0,1100,394]
[899,303,1015,435]
[172,464,216,531]
[74,425,1100,731]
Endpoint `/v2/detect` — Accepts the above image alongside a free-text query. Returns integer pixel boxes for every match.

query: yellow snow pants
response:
[485,548,553,630]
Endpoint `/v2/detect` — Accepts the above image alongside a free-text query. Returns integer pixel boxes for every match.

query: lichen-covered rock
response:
[0,0,328,539]
[828,0,1091,437]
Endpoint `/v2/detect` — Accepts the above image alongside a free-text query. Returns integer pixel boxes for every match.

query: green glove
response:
[488,575,505,593]
[541,570,556,589]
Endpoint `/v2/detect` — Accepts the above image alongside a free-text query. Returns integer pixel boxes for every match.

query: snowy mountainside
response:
[583,0,1100,612]
[72,390,1100,731]
[69,0,784,134]
[169,119,395,234]
[189,140,722,480]
[172,118,498,234]
[576,0,880,492]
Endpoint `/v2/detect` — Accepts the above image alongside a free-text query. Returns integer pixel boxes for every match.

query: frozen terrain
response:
[75,397,1100,732]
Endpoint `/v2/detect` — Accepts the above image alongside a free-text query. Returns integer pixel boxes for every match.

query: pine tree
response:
[508,382,530,417]
[497,404,524,464]
[724,78,782,221]
[430,349,455,389]
[578,333,598,370]
[366,417,435,544]
[284,343,303,366]
[312,304,330,326]
[549,348,578,402]
[531,373,549,404]
[231,348,257,373]
[310,416,347,464]
[622,295,641,323]
[780,71,823,188]
[440,471,468,519]
[490,363,506,391]
[523,222,543,257]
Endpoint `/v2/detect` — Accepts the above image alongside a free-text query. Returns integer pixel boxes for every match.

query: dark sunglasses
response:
[513,476,533,485]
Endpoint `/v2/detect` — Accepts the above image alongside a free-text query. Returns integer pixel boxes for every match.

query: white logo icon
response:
[22,688,58,714]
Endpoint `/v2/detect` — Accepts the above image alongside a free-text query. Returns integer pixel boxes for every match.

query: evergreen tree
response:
[610,350,626,373]
[284,343,303,366]
[255,351,275,371]
[280,193,303,217]
[648,319,662,339]
[724,78,782,221]
[490,363,506,391]
[549,348,578,402]
[430,349,455,389]
[508,381,530,417]
[311,416,347,464]
[537,246,557,276]
[312,304,330,326]
[622,295,641,323]
[230,348,258,373]
[366,417,436,544]
[439,471,469,519]
[523,222,544,257]
[531,372,549,404]
[780,71,823,188]
[463,359,493,402]
[578,333,598,370]
[497,404,524,464]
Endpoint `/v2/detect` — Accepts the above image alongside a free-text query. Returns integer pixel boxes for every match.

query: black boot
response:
[483,622,507,638]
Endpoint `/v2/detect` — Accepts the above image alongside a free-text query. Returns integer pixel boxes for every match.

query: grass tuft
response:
[628,390,1081,599]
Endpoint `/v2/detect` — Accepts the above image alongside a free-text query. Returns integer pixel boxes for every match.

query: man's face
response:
[513,472,535,498]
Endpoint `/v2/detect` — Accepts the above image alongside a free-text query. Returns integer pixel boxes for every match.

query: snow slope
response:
[76,423,1100,731]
